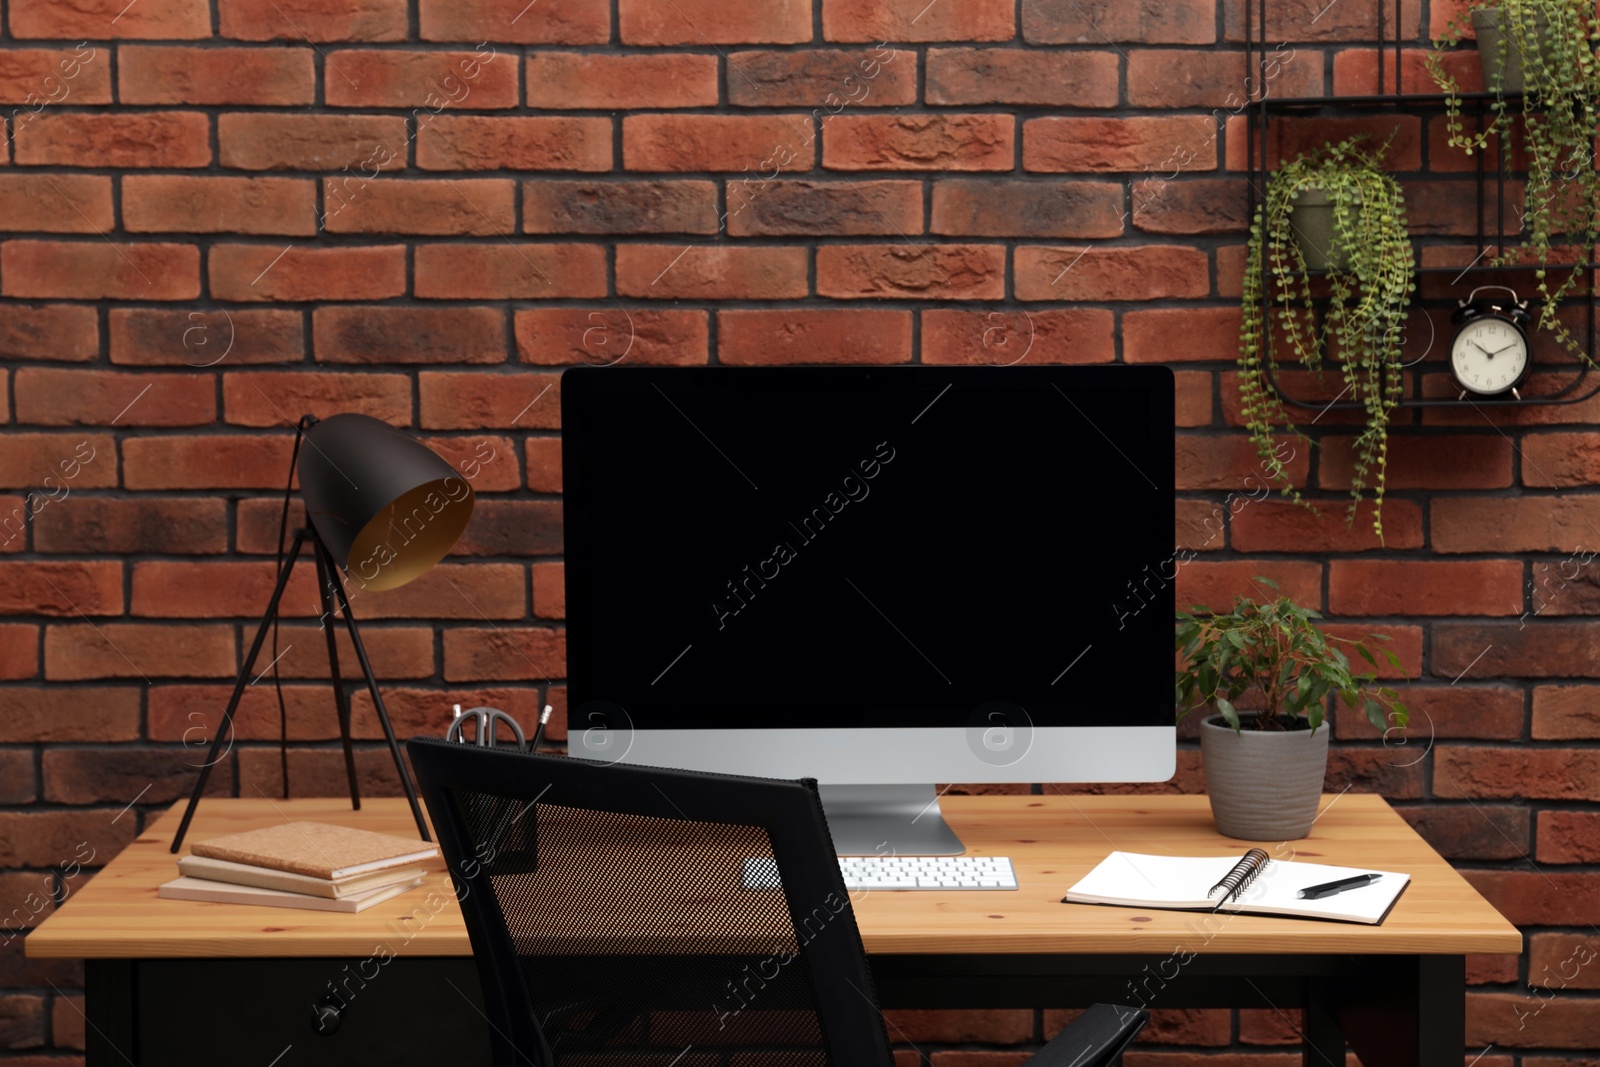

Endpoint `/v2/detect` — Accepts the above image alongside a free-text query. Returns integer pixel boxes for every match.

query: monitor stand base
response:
[818,784,966,856]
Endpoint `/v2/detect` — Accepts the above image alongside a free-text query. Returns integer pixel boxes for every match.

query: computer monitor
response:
[561,365,1176,854]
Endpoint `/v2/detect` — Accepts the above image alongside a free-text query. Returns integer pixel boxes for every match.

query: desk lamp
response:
[171,414,475,852]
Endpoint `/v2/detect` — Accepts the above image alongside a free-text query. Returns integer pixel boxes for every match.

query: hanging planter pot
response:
[1471,6,1556,93]
[1286,185,1355,272]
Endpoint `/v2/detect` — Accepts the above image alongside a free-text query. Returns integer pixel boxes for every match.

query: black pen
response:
[1298,873,1381,899]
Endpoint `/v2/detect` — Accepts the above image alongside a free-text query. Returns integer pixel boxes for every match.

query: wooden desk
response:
[29,795,1519,1067]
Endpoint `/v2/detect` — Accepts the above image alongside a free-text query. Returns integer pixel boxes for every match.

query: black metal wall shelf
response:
[1241,0,1599,412]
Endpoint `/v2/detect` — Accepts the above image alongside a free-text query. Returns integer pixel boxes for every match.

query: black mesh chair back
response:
[408,737,897,1067]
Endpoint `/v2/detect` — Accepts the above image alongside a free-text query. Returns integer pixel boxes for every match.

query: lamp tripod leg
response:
[325,567,432,842]
[170,532,311,853]
[312,535,362,812]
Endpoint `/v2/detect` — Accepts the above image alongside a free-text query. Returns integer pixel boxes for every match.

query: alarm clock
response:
[1450,285,1533,398]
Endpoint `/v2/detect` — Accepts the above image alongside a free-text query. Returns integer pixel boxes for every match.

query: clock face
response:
[1451,316,1529,395]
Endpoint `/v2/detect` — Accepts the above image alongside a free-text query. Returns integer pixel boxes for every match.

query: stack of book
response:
[160,821,440,913]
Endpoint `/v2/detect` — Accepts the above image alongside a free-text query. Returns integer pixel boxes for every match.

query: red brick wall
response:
[0,0,1594,1062]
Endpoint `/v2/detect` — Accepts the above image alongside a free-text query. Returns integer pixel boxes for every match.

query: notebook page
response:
[1065,852,1259,908]
[1218,858,1408,923]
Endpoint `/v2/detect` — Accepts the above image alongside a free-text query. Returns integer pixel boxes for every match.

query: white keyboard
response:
[838,855,1017,891]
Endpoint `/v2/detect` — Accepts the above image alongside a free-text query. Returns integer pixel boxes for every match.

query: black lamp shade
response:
[297,414,475,593]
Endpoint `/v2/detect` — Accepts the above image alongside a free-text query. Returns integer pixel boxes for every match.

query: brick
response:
[921,308,1116,365]
[220,0,407,40]
[119,47,314,105]
[1225,114,1423,171]
[823,0,1011,42]
[1333,48,1482,97]
[1437,621,1600,680]
[1025,116,1217,173]
[728,49,917,108]
[523,181,717,235]
[1329,560,1523,617]
[1023,0,1215,44]
[1468,991,1600,1048]
[617,244,808,300]
[1174,370,1212,427]
[210,244,406,303]
[0,561,121,617]
[1529,934,1600,989]
[1134,178,1249,234]
[1224,0,1420,42]
[413,244,608,299]
[1230,500,1424,553]
[219,113,409,171]
[730,180,923,236]
[532,562,564,620]
[315,307,506,364]
[416,116,612,172]
[0,306,99,363]
[528,53,716,109]
[326,48,518,109]
[818,243,1004,300]
[1432,497,1600,553]
[9,0,209,39]
[1127,49,1322,108]
[343,563,525,618]
[1173,561,1322,612]
[14,369,213,428]
[1325,746,1426,798]
[0,753,36,803]
[718,309,911,365]
[0,49,112,105]
[1439,748,1600,800]
[625,114,815,173]
[110,308,304,366]
[1418,369,1600,428]
[1334,684,1524,742]
[270,624,436,680]
[123,176,315,236]
[0,435,116,490]
[420,372,561,430]
[1398,805,1530,861]
[52,994,85,1050]
[1176,436,1308,491]
[123,434,291,490]
[1522,433,1600,487]
[1,240,198,301]
[0,175,112,233]
[1237,1007,1305,1045]
[43,748,234,806]
[35,498,226,555]
[881,1009,1032,1044]
[222,371,412,428]
[525,439,562,493]
[619,0,810,44]
[0,625,37,679]
[1,876,58,932]
[450,503,563,558]
[927,48,1120,106]
[1534,686,1600,739]
[0,687,140,748]
[14,112,211,168]
[444,627,566,681]
[515,309,709,366]
[824,114,1013,171]
[323,177,516,235]
[148,683,420,742]
[1015,246,1209,301]
[422,0,608,41]
[932,179,1122,238]
[1538,812,1600,864]
[238,746,426,799]
[45,623,234,680]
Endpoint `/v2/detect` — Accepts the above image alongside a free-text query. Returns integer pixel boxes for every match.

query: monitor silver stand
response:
[819,784,966,856]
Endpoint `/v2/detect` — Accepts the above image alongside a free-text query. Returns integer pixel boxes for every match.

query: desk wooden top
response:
[27,794,1521,959]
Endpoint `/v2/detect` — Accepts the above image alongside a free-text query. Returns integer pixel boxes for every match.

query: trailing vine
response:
[1427,0,1600,356]
[1237,135,1413,542]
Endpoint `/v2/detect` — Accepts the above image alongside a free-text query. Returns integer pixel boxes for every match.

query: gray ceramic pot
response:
[1199,714,1330,841]
[1286,186,1351,272]
[1472,7,1555,94]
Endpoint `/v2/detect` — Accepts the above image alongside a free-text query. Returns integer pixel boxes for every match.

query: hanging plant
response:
[1237,135,1414,542]
[1427,0,1600,356]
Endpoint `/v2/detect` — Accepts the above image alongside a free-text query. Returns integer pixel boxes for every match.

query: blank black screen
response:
[562,366,1174,731]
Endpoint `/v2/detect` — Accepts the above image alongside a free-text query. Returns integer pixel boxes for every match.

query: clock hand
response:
[1486,342,1522,357]
[1470,341,1496,359]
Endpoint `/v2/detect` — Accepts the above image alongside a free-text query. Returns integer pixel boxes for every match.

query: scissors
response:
[445,704,527,751]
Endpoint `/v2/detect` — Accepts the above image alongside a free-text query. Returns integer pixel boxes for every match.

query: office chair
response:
[408,737,1148,1066]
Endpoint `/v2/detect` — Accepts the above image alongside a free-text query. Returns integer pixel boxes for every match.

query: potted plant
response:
[1236,135,1414,543]
[1427,0,1600,355]
[1175,581,1409,841]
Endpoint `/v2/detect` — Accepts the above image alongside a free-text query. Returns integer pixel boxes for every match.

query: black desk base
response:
[86,953,1464,1067]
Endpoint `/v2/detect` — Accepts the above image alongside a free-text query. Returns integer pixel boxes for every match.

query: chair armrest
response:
[1023,1003,1148,1067]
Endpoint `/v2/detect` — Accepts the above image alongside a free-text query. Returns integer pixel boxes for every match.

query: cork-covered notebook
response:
[188,822,439,880]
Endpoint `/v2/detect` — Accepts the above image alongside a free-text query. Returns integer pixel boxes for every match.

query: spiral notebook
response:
[1063,849,1408,924]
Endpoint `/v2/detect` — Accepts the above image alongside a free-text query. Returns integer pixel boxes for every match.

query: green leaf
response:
[1216,697,1240,732]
